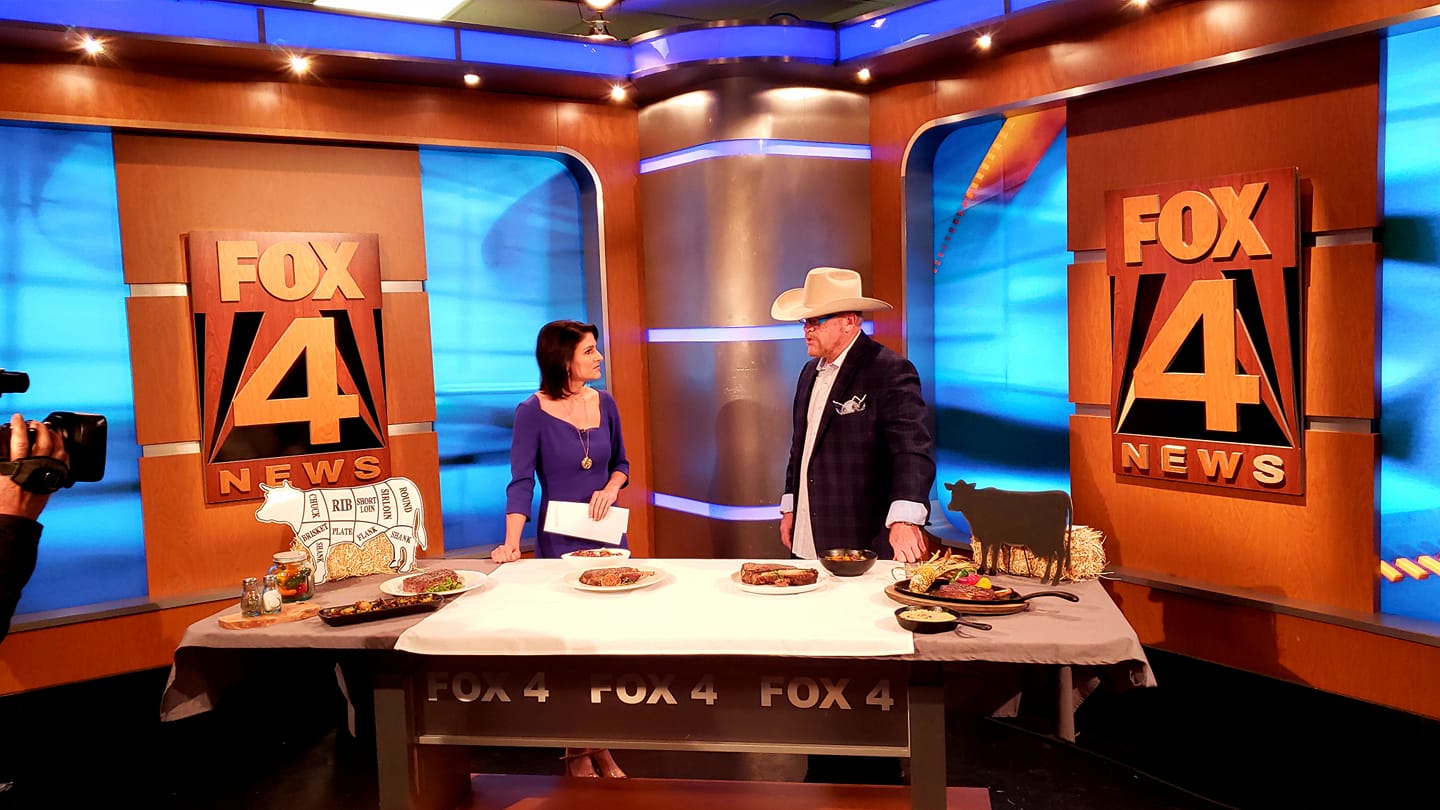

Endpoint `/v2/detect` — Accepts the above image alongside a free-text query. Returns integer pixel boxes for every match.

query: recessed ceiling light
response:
[610,84,628,101]
[289,55,311,74]
[856,68,872,83]
[977,33,993,49]
[79,35,105,55]
[463,73,480,87]
[314,1,465,22]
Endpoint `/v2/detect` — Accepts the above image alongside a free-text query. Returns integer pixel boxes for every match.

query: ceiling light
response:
[610,84,628,102]
[288,55,311,74]
[976,33,993,49]
[1130,0,1150,7]
[79,35,105,55]
[587,17,617,40]
[314,1,464,22]
[463,73,480,87]
[856,68,872,83]
[583,0,617,9]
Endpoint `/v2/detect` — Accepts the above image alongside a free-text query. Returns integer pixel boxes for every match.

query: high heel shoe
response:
[589,748,627,779]
[561,748,599,777]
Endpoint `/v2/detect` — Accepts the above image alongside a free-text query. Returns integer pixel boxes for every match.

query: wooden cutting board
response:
[883,583,1030,616]
[218,602,323,629]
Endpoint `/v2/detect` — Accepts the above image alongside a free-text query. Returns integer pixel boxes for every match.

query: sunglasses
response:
[801,314,841,329]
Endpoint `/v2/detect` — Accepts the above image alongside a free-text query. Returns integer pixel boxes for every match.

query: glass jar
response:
[267,550,314,602]
[261,574,283,614]
[240,577,263,618]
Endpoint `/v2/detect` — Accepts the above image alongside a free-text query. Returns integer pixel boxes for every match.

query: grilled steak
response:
[932,582,1004,601]
[402,568,463,593]
[579,566,654,587]
[739,563,819,587]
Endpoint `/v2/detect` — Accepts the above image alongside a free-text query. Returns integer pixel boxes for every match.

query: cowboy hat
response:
[770,267,893,321]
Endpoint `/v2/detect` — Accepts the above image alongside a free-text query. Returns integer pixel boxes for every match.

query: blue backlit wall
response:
[1380,25,1440,622]
[926,112,1070,535]
[0,122,142,614]
[419,148,590,550]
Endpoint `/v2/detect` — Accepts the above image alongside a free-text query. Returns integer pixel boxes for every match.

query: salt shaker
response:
[261,574,283,615]
[240,577,263,617]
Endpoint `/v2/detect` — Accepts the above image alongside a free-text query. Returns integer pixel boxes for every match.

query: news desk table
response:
[163,558,1153,810]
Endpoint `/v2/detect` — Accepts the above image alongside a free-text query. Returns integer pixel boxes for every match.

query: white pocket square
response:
[833,394,867,415]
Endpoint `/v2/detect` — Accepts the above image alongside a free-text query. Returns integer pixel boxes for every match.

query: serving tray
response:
[884,583,1033,615]
[318,593,444,626]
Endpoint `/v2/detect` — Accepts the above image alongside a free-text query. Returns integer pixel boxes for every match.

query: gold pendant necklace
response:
[577,427,593,470]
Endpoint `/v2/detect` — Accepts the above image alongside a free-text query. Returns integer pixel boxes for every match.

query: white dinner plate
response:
[559,547,632,566]
[380,569,488,598]
[730,568,827,595]
[564,568,667,592]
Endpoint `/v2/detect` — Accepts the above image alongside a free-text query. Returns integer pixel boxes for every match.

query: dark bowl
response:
[893,606,959,634]
[818,548,878,577]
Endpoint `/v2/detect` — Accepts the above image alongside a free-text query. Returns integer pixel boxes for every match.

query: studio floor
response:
[0,647,1435,809]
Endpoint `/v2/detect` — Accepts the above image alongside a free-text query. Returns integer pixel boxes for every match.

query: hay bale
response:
[971,525,1108,582]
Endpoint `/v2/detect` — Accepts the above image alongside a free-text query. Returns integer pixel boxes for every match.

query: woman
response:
[494,319,629,779]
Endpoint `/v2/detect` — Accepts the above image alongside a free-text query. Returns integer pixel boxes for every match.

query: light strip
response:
[459,28,632,77]
[648,322,873,343]
[639,139,871,174]
[0,0,259,43]
[653,493,779,522]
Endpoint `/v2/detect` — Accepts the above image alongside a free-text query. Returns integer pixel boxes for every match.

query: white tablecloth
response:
[394,558,915,657]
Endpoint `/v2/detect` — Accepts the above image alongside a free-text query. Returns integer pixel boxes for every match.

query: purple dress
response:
[506,391,630,558]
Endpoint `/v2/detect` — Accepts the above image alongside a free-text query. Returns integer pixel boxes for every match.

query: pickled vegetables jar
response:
[268,550,314,602]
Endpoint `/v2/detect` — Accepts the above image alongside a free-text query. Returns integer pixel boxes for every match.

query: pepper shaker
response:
[240,577,263,618]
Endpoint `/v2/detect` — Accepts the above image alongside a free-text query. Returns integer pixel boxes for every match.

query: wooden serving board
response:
[883,583,1030,616]
[218,602,323,630]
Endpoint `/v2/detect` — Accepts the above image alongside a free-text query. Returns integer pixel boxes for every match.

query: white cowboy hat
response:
[770,267,893,321]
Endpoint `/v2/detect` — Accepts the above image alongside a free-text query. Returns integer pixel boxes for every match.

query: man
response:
[1,413,68,644]
[773,266,936,564]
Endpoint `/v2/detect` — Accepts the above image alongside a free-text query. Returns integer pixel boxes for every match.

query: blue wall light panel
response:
[460,29,631,77]
[420,148,591,551]
[0,0,258,43]
[838,0,1005,62]
[1379,24,1440,623]
[263,7,455,60]
[0,121,144,615]
[632,24,835,75]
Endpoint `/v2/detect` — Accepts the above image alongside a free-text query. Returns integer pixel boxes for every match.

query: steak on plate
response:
[579,566,654,587]
[402,568,464,593]
[932,582,1006,600]
[739,563,819,587]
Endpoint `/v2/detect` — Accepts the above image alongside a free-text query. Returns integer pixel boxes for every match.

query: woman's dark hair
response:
[535,320,600,399]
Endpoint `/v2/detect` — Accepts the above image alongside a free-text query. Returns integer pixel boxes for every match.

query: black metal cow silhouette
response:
[945,480,1072,585]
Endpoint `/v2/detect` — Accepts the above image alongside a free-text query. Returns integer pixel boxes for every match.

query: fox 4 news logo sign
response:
[187,232,391,504]
[1106,168,1303,495]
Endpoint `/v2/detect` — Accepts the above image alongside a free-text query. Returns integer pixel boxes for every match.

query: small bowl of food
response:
[893,606,959,634]
[560,547,632,566]
[819,548,878,577]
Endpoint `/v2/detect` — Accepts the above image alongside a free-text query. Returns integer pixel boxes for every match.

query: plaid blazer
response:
[784,332,935,559]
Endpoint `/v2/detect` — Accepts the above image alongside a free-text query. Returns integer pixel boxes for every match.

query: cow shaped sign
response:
[254,478,427,584]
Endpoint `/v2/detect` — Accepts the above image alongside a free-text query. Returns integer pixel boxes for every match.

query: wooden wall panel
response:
[140,452,293,597]
[1071,415,1377,611]
[126,295,201,446]
[1067,261,1109,406]
[1107,581,1440,721]
[1067,38,1380,251]
[870,82,937,350]
[0,601,228,696]
[1306,243,1379,420]
[114,135,427,284]
[389,430,445,555]
[381,291,438,425]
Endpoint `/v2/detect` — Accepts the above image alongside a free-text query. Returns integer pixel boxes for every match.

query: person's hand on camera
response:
[0,413,68,521]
